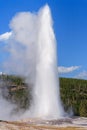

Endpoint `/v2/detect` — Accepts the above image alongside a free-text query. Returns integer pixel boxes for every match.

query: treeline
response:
[60,78,87,117]
[0,74,25,86]
[0,75,87,117]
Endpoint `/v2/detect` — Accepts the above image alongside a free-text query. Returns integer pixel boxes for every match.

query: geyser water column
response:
[31,5,65,119]
[6,4,65,120]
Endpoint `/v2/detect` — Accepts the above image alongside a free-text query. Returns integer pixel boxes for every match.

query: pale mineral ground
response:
[0,117,87,130]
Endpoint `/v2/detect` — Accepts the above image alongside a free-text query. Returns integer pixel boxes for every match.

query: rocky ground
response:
[0,117,87,130]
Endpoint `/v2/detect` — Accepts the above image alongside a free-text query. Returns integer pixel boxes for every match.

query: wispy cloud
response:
[0,72,2,75]
[0,32,12,41]
[58,66,80,74]
[75,71,87,79]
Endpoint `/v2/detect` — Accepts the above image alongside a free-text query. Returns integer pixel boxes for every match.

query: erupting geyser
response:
[0,4,65,120]
[29,5,65,119]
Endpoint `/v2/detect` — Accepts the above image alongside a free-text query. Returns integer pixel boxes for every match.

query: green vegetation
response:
[0,74,24,85]
[60,78,87,117]
[0,75,87,117]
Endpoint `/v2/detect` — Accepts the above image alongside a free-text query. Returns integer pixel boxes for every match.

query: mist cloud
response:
[0,7,40,121]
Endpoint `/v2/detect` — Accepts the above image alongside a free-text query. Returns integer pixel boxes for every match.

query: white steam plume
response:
[1,4,66,120]
[27,5,65,119]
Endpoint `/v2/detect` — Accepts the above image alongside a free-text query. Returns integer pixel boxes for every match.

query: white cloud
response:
[0,72,2,75]
[58,66,80,74]
[75,71,87,79]
[0,32,12,41]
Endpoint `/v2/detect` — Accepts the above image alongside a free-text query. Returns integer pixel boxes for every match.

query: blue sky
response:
[0,0,87,79]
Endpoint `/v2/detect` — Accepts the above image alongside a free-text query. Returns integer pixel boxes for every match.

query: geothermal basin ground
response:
[0,117,87,130]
